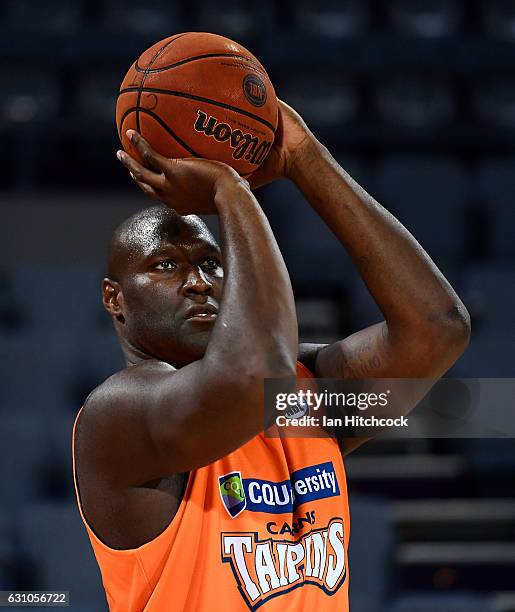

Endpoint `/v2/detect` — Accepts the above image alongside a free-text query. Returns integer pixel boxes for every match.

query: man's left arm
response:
[252,102,471,456]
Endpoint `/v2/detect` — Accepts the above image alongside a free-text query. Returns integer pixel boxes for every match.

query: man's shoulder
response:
[82,359,176,420]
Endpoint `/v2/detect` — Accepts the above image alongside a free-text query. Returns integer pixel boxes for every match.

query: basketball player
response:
[72,101,470,611]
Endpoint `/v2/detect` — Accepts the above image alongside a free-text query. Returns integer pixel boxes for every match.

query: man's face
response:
[115,218,223,366]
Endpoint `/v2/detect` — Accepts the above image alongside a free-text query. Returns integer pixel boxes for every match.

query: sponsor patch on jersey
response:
[219,471,246,518]
[219,462,340,517]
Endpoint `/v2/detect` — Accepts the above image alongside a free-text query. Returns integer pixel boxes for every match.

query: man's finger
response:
[127,130,168,173]
[116,150,164,189]
[131,174,158,199]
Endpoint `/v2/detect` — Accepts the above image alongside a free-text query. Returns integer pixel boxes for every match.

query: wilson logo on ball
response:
[243,74,267,107]
[194,110,271,166]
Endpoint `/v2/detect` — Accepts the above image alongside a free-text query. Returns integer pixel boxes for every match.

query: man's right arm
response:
[79,150,298,488]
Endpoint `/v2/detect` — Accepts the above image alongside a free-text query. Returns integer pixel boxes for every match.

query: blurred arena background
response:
[1,1,515,610]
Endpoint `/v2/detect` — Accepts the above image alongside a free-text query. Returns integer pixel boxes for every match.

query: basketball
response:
[116,32,278,177]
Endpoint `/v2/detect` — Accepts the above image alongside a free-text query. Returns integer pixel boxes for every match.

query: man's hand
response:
[247,99,317,190]
[117,130,244,214]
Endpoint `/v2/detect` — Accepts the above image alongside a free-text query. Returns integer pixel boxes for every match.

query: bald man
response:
[72,101,470,611]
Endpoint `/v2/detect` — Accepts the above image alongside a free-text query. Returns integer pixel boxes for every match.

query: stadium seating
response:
[0,511,13,589]
[2,0,82,34]
[102,0,182,35]
[482,0,515,41]
[0,332,81,416]
[472,76,515,131]
[345,453,469,499]
[348,271,384,329]
[388,0,463,38]
[10,264,108,332]
[348,496,395,610]
[294,0,371,39]
[197,0,277,38]
[450,333,515,377]
[397,541,515,591]
[0,328,123,418]
[0,269,23,331]
[261,178,353,294]
[389,592,494,612]
[391,498,515,543]
[78,73,120,123]
[376,76,456,129]
[18,502,108,609]
[46,414,77,499]
[492,592,515,612]
[465,439,515,478]
[281,74,358,129]
[0,415,50,511]
[335,156,375,193]
[296,297,343,343]
[0,72,59,124]
[477,159,515,259]
[460,264,515,335]
[376,156,468,259]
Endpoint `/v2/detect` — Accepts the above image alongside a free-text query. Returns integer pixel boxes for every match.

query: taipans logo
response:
[243,74,267,107]
[221,518,347,610]
[219,472,246,518]
[219,462,340,519]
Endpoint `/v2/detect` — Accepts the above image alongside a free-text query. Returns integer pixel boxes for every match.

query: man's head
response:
[103,204,223,367]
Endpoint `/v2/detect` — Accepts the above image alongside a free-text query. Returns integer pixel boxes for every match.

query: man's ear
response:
[102,278,125,323]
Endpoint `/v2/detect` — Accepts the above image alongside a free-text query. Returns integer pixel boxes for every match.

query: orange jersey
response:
[72,362,350,611]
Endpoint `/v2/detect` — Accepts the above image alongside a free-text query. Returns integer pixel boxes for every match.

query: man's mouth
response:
[184,304,218,322]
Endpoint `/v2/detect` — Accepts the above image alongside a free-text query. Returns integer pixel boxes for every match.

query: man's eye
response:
[202,257,221,271]
[155,260,176,270]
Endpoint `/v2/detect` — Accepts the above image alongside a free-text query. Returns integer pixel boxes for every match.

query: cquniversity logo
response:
[219,472,246,518]
[219,463,340,519]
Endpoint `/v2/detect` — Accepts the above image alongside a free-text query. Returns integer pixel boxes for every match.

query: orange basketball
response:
[116,32,278,177]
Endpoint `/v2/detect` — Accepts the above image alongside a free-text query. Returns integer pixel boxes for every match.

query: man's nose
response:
[182,267,213,296]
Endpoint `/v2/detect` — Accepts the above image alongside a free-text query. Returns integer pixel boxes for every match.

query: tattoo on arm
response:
[343,353,382,378]
[314,321,391,380]
[335,327,386,379]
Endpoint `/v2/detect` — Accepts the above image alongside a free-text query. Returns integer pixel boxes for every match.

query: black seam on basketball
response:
[136,34,190,133]
[119,87,277,133]
[119,106,201,158]
[134,52,261,74]
[135,33,190,72]
[118,106,140,139]
[138,53,261,74]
